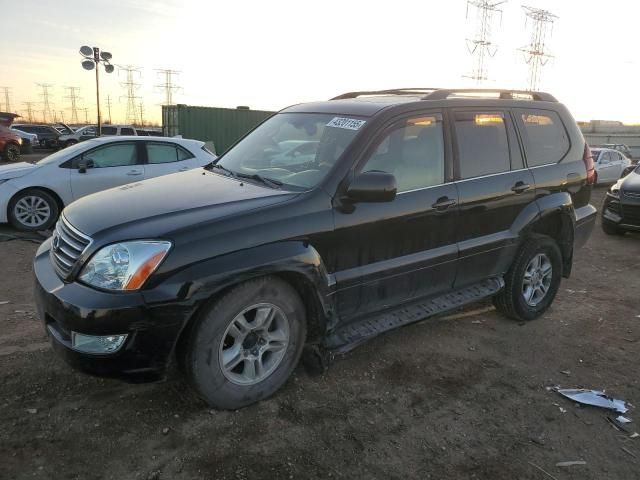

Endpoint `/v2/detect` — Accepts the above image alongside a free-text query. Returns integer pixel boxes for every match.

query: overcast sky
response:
[1,0,638,124]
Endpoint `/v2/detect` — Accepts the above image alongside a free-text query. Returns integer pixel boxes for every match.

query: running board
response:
[324,277,504,353]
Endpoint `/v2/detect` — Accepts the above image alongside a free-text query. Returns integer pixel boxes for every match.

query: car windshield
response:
[213,113,366,190]
[36,141,92,165]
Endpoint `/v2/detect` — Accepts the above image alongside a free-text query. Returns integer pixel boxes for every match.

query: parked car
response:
[601,164,640,235]
[33,88,596,409]
[0,112,22,162]
[12,124,60,149]
[0,136,215,231]
[591,148,631,184]
[600,143,633,160]
[100,125,139,136]
[10,128,38,154]
[57,125,98,148]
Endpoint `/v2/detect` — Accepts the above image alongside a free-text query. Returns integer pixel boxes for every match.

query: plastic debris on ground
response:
[557,389,628,414]
[555,461,586,467]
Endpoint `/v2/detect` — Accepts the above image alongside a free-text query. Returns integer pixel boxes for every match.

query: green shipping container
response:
[162,104,275,154]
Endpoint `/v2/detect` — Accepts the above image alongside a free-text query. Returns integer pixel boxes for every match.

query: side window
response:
[147,143,179,164]
[360,114,444,193]
[101,126,117,135]
[454,112,510,179]
[121,127,135,135]
[177,145,194,160]
[601,152,611,164]
[516,109,570,167]
[81,143,137,168]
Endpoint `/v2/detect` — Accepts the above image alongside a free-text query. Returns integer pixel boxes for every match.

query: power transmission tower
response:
[464,1,506,84]
[0,87,12,112]
[518,6,558,91]
[138,101,145,126]
[106,95,113,124]
[154,69,181,105]
[118,65,142,125]
[81,107,90,124]
[37,83,54,123]
[64,86,82,124]
[59,111,65,123]
[22,102,36,123]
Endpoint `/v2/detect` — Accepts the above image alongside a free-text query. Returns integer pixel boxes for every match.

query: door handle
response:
[127,170,143,176]
[511,181,531,194]
[431,196,457,211]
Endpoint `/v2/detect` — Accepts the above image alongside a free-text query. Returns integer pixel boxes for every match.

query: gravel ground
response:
[0,184,639,480]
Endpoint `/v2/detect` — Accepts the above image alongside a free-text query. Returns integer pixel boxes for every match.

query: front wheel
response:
[184,276,307,409]
[3,143,20,162]
[8,189,59,231]
[494,236,562,321]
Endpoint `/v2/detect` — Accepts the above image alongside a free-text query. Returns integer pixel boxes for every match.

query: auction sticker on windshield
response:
[326,117,366,130]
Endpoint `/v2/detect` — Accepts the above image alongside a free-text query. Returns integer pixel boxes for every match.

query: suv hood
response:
[64,168,298,237]
[0,162,38,180]
[621,170,640,193]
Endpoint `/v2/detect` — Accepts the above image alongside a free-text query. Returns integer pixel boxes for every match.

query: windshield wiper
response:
[208,163,237,178]
[236,172,283,189]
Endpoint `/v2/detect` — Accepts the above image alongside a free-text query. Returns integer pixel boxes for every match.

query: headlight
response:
[79,241,171,291]
[17,138,22,145]
[609,182,621,198]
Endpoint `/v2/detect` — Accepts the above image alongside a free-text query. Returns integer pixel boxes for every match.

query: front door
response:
[331,112,459,320]
[451,109,536,287]
[70,141,144,200]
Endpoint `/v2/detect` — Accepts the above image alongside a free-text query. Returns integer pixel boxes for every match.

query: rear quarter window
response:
[515,109,570,167]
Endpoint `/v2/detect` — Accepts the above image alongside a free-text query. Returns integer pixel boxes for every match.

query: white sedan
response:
[0,136,216,231]
[592,148,632,184]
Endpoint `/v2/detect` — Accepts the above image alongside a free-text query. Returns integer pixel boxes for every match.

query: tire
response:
[8,189,59,232]
[493,235,562,322]
[184,276,307,409]
[602,221,624,236]
[3,143,20,162]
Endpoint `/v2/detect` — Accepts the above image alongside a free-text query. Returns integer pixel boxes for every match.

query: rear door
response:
[69,141,144,200]
[451,109,536,288]
[143,141,199,179]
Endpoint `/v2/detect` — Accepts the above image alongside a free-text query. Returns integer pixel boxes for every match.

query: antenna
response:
[106,95,113,124]
[37,83,54,123]
[518,6,558,91]
[464,1,506,84]
[118,65,142,125]
[154,69,181,105]
[0,87,12,112]
[64,86,82,124]
[22,102,36,123]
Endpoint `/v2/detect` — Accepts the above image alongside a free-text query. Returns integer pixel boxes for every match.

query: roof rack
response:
[423,88,557,102]
[330,88,557,103]
[330,88,441,100]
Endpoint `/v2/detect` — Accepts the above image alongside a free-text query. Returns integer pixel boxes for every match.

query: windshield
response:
[36,141,93,165]
[214,113,366,190]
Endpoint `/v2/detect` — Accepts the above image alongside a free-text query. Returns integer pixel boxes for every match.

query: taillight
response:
[583,143,595,185]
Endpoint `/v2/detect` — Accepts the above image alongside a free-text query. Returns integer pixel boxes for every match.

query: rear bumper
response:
[574,204,597,249]
[33,239,194,382]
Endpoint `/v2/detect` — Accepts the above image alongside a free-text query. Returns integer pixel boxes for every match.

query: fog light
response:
[71,332,127,354]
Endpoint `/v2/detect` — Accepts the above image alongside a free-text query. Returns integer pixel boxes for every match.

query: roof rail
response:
[422,89,558,102]
[331,88,441,100]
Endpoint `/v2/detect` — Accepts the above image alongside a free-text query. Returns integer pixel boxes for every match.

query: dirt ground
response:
[0,182,639,480]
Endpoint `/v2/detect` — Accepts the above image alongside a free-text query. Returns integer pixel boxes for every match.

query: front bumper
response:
[602,192,640,231]
[33,238,194,382]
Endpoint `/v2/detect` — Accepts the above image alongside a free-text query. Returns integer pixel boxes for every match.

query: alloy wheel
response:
[13,195,51,228]
[521,253,553,307]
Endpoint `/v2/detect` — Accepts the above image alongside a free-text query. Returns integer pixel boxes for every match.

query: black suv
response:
[12,124,60,149]
[34,88,597,409]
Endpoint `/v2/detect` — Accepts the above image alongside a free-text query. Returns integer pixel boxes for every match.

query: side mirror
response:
[346,171,397,203]
[78,158,94,173]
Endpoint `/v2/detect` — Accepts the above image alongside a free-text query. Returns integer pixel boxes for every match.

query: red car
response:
[0,112,22,162]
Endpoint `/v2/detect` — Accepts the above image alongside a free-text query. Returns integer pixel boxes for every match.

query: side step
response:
[324,277,504,353]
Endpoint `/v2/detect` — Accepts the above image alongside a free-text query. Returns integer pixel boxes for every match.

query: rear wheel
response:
[184,276,307,409]
[8,189,59,231]
[494,236,562,321]
[3,143,20,162]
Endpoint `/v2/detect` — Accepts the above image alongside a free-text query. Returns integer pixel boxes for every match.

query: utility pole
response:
[119,65,142,125]
[0,87,12,112]
[64,86,82,124]
[155,69,181,105]
[79,45,114,135]
[464,1,506,84]
[138,101,145,126]
[519,6,558,91]
[22,102,36,123]
[37,83,54,123]
[106,95,113,124]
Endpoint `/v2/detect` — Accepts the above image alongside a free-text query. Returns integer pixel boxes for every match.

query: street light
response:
[79,46,114,136]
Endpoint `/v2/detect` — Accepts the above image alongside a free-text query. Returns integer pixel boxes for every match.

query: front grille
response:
[622,204,640,225]
[50,216,92,279]
[624,191,640,199]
